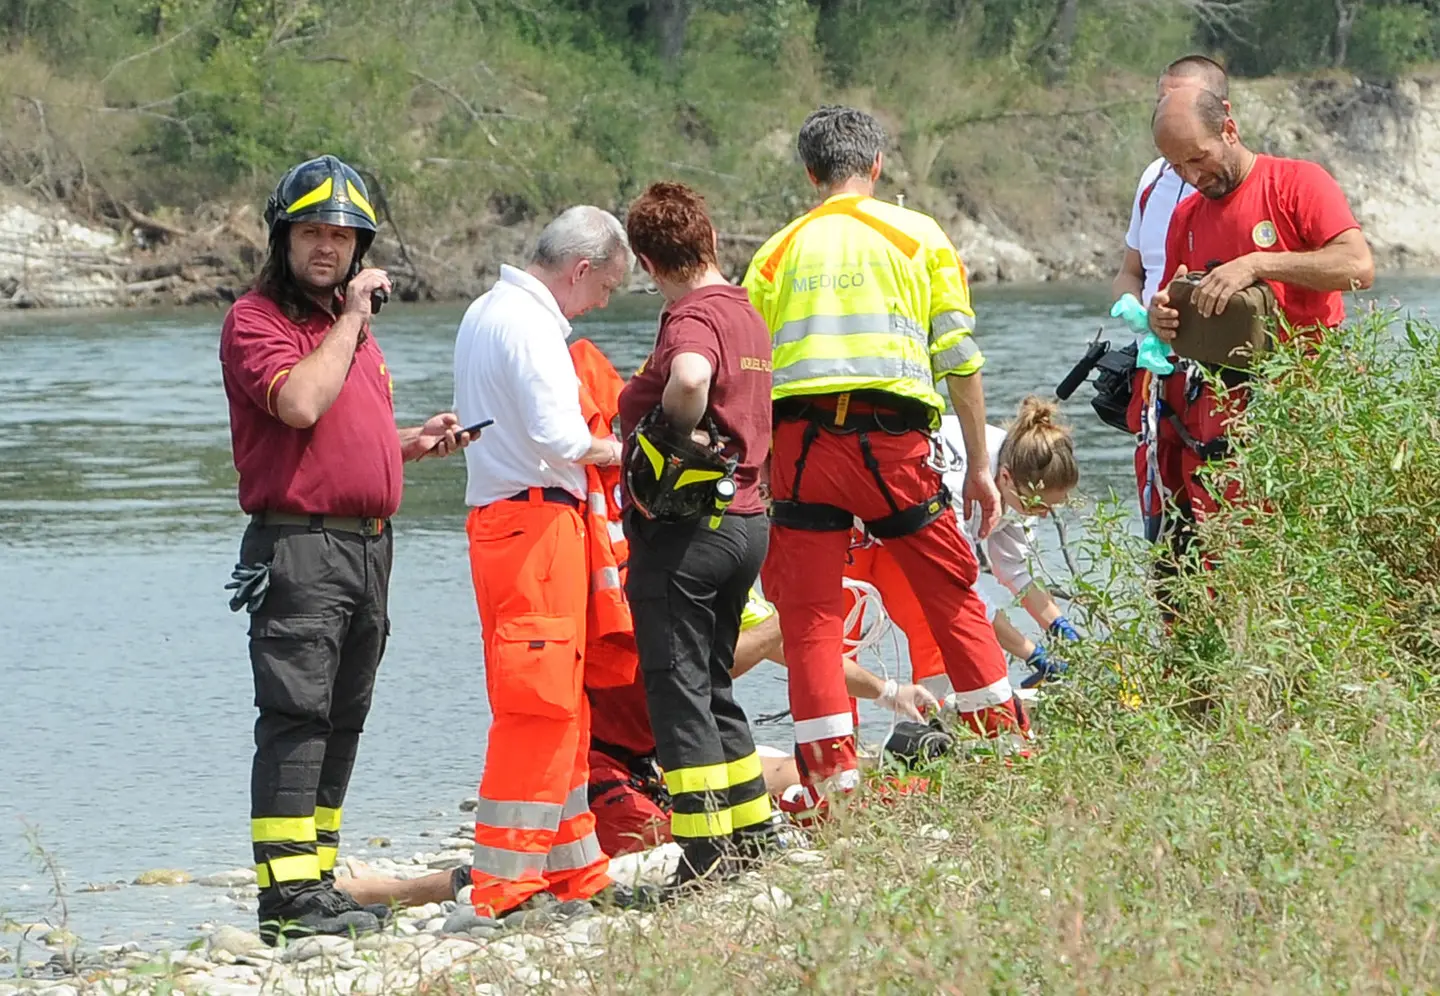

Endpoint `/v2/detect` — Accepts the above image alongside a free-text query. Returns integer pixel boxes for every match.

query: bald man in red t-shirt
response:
[1146,87,1374,520]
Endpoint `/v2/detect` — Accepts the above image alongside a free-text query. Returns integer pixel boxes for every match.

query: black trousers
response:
[240,521,392,911]
[624,511,772,848]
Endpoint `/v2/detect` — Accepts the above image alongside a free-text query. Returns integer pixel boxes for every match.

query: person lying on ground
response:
[335,588,937,911]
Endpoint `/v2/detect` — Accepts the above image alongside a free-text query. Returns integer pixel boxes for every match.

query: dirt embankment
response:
[3,72,1436,312]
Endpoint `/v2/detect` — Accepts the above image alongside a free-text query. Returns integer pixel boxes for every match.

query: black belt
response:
[504,487,581,509]
[251,512,388,536]
[773,392,933,433]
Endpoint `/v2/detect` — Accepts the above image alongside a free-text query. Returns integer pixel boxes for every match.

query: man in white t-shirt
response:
[1109,56,1229,596]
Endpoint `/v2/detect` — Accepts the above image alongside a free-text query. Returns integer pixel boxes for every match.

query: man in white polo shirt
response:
[451,205,631,920]
[1109,55,1228,603]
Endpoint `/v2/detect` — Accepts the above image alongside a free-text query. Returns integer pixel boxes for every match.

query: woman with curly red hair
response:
[616,182,780,888]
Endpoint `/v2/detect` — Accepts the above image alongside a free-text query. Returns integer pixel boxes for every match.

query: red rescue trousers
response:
[1179,380,1247,522]
[586,750,671,857]
[765,410,1024,805]
[1126,367,1192,541]
[844,539,946,687]
[466,493,611,915]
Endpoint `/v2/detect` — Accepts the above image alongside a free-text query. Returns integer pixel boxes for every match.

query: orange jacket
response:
[570,338,636,689]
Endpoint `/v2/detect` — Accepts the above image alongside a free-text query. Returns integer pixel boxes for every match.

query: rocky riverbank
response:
[4,72,1440,314]
[1,806,819,996]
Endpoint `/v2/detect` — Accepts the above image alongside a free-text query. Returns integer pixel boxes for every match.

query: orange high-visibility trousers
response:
[844,537,946,688]
[467,491,611,915]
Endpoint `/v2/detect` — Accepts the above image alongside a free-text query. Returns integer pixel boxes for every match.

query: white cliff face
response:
[0,197,126,308]
[1241,75,1440,270]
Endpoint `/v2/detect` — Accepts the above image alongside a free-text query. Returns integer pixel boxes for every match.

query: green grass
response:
[514,306,1440,993]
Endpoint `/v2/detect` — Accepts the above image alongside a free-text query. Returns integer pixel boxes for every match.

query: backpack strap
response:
[1138,163,1168,220]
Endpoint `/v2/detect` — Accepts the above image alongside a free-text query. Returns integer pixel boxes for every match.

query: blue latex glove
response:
[1048,615,1081,642]
[1020,645,1069,689]
[1111,293,1175,376]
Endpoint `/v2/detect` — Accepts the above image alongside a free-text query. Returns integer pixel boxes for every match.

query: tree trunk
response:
[1333,0,1362,67]
[1040,0,1081,87]
[648,0,693,65]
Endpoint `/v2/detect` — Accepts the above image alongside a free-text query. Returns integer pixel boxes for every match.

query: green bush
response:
[1348,2,1437,79]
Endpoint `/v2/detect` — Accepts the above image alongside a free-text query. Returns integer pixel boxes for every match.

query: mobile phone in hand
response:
[460,418,494,438]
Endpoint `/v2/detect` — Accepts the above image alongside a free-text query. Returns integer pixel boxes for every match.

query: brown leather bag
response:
[1167,271,1278,370]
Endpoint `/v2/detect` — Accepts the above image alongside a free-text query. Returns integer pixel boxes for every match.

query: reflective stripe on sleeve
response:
[931,335,985,379]
[930,310,975,335]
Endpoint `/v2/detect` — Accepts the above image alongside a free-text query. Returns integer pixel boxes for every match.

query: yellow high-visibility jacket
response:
[741,193,984,419]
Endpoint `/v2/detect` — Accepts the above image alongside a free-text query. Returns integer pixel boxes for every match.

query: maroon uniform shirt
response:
[618,284,772,515]
[220,291,403,518]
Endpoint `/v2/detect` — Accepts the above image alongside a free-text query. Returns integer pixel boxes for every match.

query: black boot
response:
[326,882,395,926]
[730,812,788,870]
[592,881,668,911]
[258,886,381,947]
[665,837,735,896]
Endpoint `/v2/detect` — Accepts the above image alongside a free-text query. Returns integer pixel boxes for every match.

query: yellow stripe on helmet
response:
[346,180,377,224]
[636,431,666,478]
[285,176,334,215]
[675,467,723,489]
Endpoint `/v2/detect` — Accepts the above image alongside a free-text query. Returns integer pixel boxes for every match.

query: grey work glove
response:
[226,562,272,614]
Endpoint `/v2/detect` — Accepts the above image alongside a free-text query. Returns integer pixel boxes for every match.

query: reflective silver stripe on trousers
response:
[560,783,590,821]
[773,355,934,389]
[931,336,982,376]
[773,312,927,349]
[588,492,607,516]
[473,842,546,881]
[592,566,621,591]
[475,798,562,832]
[930,310,976,335]
[543,833,603,873]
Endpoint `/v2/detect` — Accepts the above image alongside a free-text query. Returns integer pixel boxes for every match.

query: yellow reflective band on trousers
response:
[670,794,773,839]
[263,853,321,884]
[664,753,763,795]
[728,793,775,831]
[317,845,338,873]
[666,751,771,840]
[741,193,984,416]
[314,806,343,833]
[251,816,316,843]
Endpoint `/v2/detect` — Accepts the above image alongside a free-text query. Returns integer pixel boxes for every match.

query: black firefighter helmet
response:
[625,407,738,524]
[263,154,379,274]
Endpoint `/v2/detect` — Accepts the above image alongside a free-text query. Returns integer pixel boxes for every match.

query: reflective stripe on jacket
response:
[741,193,984,417]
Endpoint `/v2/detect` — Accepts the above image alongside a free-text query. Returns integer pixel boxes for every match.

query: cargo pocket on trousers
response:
[249,614,339,718]
[489,615,581,720]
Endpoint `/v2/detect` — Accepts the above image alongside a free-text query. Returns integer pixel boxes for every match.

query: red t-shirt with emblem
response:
[1162,154,1361,334]
[220,290,404,517]
[617,284,772,515]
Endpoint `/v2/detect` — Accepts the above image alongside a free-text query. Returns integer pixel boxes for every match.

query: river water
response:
[1,276,1433,947]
